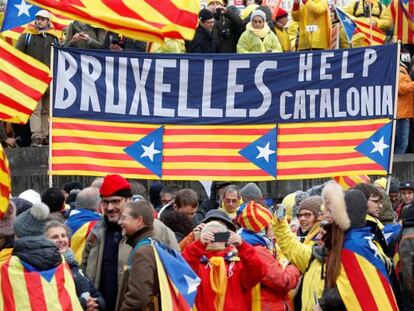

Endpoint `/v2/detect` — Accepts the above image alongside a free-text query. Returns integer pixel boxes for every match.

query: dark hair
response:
[161,210,194,241]
[353,183,383,201]
[129,180,147,198]
[126,200,154,226]
[42,187,65,213]
[174,189,199,209]
[160,184,182,198]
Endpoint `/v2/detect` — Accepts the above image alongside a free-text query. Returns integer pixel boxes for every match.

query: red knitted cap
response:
[275,8,288,19]
[238,201,273,233]
[100,174,132,197]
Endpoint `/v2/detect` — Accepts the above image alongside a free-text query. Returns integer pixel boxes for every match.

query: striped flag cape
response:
[335,6,386,45]
[0,145,10,218]
[66,209,101,263]
[333,175,371,190]
[26,0,199,42]
[391,0,414,44]
[0,256,83,310]
[0,38,51,124]
[336,227,398,311]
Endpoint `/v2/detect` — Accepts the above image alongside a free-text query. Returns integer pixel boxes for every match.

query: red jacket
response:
[182,240,266,311]
[254,246,300,311]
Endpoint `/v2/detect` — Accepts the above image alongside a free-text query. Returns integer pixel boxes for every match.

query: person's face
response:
[160,192,174,207]
[389,192,400,206]
[207,1,223,13]
[35,16,49,29]
[201,18,215,32]
[400,189,414,204]
[252,16,265,29]
[176,204,197,220]
[46,226,69,253]
[118,207,143,236]
[367,195,382,218]
[298,209,317,232]
[223,191,239,213]
[102,196,129,222]
[277,16,288,27]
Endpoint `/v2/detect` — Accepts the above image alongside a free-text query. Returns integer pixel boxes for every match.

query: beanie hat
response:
[275,8,288,20]
[298,196,322,217]
[63,181,83,194]
[199,8,214,22]
[402,205,414,228]
[35,9,51,20]
[389,181,400,193]
[18,189,41,205]
[207,0,224,4]
[10,197,33,216]
[238,201,273,233]
[100,174,132,197]
[281,192,296,221]
[202,209,236,232]
[13,202,49,238]
[344,190,368,230]
[250,9,266,22]
[240,183,262,201]
[374,177,387,190]
[257,5,272,22]
[0,202,15,237]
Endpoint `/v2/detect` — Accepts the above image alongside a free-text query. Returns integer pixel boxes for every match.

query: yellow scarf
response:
[209,256,228,311]
[246,22,271,39]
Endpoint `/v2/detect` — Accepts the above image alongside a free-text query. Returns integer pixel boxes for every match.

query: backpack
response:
[353,0,382,18]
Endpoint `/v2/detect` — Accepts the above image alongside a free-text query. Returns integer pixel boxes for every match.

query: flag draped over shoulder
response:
[0,38,51,124]
[336,227,398,311]
[153,241,200,310]
[26,0,199,42]
[0,145,10,218]
[0,256,83,310]
[335,6,386,45]
[391,0,414,44]
[66,209,101,263]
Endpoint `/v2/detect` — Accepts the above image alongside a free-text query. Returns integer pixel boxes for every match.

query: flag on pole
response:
[0,145,11,218]
[0,38,51,124]
[25,0,199,42]
[335,6,386,44]
[390,0,414,44]
[333,175,371,190]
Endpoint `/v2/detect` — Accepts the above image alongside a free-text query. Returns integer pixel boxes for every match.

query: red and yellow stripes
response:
[337,249,398,311]
[276,119,389,180]
[27,0,199,42]
[333,175,371,190]
[391,0,414,44]
[70,221,98,263]
[0,38,51,124]
[0,145,10,218]
[0,256,82,311]
[354,20,386,45]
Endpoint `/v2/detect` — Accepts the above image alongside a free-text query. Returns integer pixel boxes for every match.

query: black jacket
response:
[186,25,215,53]
[212,8,245,53]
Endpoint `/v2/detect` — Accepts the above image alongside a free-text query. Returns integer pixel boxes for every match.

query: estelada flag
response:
[390,0,414,44]
[336,227,398,311]
[333,175,371,190]
[26,0,199,42]
[0,145,11,218]
[0,38,51,124]
[0,256,83,310]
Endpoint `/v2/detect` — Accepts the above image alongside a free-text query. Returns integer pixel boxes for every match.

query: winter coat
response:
[254,245,300,311]
[15,24,60,66]
[297,222,320,246]
[186,25,215,53]
[399,220,414,298]
[212,9,245,53]
[273,219,325,311]
[117,226,159,311]
[274,26,292,52]
[397,65,414,119]
[237,23,282,53]
[182,240,266,311]
[64,21,106,49]
[291,0,331,50]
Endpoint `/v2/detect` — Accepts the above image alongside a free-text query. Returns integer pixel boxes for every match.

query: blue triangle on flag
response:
[239,128,277,177]
[124,127,163,177]
[1,0,41,32]
[21,260,57,282]
[335,6,356,43]
[355,122,392,171]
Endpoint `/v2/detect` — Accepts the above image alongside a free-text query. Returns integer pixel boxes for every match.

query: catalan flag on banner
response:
[0,145,11,218]
[66,209,101,263]
[0,38,51,124]
[336,6,386,45]
[51,118,392,181]
[0,256,83,310]
[336,227,398,311]
[333,175,371,190]
[153,241,200,310]
[26,0,199,42]
[391,0,414,44]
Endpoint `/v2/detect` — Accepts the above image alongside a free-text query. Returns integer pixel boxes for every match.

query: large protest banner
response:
[51,44,398,181]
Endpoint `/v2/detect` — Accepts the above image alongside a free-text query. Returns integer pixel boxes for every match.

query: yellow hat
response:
[207,0,224,5]
[281,192,296,221]
[374,177,387,190]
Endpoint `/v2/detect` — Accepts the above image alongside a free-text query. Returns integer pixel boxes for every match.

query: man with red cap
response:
[273,8,292,52]
[82,174,178,311]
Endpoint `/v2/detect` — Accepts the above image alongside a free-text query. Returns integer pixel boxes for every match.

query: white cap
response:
[35,10,51,20]
[18,189,41,205]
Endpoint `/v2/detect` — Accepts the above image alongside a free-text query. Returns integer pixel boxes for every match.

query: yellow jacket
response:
[291,0,331,50]
[237,23,283,53]
[275,27,292,52]
[148,39,186,53]
[273,219,325,311]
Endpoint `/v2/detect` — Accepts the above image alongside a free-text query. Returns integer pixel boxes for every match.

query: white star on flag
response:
[14,0,33,17]
[183,274,200,294]
[371,136,389,157]
[364,235,379,258]
[256,142,275,163]
[141,142,160,162]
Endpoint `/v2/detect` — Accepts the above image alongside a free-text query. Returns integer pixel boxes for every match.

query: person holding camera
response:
[182,210,266,311]
[186,8,216,53]
[207,0,245,53]
[64,21,107,49]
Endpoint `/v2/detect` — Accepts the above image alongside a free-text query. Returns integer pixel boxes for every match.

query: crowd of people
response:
[0,0,414,153]
[0,174,413,310]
